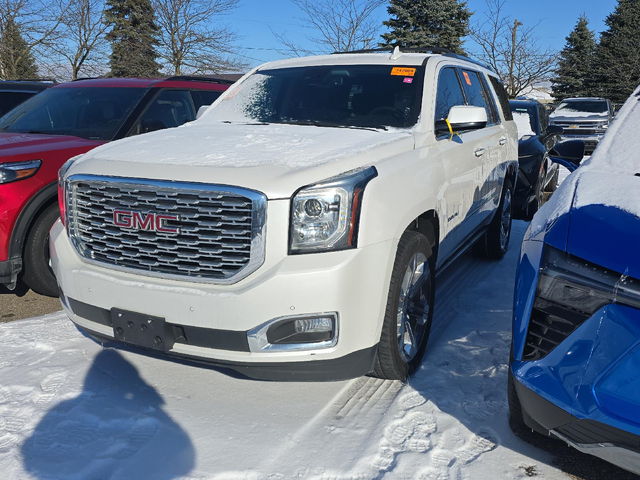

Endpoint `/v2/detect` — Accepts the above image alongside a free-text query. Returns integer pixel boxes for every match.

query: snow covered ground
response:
[0,221,625,480]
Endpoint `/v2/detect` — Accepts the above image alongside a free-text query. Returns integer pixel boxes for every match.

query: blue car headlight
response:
[524,246,640,360]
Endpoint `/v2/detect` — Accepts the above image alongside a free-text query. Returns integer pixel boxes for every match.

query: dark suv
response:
[0,80,54,117]
[510,99,563,219]
[0,76,232,296]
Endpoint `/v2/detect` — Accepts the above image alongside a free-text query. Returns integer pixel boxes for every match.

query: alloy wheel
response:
[396,252,432,363]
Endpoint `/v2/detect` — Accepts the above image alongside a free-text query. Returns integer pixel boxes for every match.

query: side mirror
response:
[196,105,210,120]
[447,105,487,132]
[549,139,586,173]
[546,124,563,136]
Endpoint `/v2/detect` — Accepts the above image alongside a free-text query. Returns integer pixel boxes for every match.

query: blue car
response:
[510,87,640,475]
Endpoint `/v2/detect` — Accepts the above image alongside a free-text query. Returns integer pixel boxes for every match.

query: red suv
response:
[0,76,232,296]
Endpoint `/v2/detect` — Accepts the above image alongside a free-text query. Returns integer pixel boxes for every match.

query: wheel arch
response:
[406,210,439,263]
[8,181,59,260]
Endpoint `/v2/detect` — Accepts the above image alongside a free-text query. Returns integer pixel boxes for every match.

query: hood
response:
[0,132,103,159]
[550,111,609,122]
[71,122,415,199]
[565,171,640,279]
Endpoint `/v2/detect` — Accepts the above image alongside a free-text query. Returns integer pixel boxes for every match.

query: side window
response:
[128,90,196,136]
[488,76,513,121]
[460,69,497,125]
[538,104,548,132]
[191,90,223,111]
[434,67,466,133]
[480,75,500,124]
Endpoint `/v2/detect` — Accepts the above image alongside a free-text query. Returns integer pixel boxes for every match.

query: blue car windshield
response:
[0,87,146,141]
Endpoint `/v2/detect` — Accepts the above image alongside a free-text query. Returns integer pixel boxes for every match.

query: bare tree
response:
[45,0,108,80]
[0,0,67,78]
[273,0,386,57]
[470,0,557,98]
[152,0,247,75]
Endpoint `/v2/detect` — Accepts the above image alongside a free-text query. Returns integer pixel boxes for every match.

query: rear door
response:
[457,68,505,233]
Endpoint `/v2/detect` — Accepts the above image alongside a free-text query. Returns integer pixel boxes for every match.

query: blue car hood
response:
[531,169,640,278]
[566,171,640,279]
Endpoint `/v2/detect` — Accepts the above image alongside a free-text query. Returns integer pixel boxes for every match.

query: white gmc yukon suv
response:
[51,49,518,381]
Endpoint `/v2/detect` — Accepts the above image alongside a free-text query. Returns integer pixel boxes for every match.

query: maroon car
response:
[0,76,232,296]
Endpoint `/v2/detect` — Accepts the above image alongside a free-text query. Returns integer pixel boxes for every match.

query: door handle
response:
[475,148,486,157]
[499,137,507,146]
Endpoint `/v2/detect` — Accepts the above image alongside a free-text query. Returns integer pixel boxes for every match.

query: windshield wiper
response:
[278,120,388,132]
[221,121,270,125]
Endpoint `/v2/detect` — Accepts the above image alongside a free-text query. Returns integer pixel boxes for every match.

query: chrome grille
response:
[66,175,266,284]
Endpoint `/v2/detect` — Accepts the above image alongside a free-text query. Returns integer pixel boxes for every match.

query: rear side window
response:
[460,69,498,125]
[488,76,513,121]
[0,91,35,117]
[434,67,466,130]
[191,90,223,111]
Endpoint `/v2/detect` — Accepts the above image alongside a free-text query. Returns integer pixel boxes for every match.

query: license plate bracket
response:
[111,309,172,351]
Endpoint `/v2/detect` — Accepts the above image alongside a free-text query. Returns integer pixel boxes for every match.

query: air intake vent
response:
[522,299,589,361]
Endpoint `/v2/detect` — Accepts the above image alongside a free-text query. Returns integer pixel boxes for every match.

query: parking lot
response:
[0,221,636,480]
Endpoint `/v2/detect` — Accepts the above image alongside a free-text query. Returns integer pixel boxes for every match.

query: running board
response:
[435,226,488,278]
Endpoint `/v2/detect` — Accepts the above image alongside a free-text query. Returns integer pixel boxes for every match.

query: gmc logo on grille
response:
[113,210,180,233]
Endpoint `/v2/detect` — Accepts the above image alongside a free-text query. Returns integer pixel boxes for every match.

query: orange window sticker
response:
[463,71,472,85]
[391,67,416,77]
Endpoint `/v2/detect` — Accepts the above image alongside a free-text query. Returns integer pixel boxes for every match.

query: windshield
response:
[511,106,536,139]
[555,100,608,114]
[207,65,424,129]
[0,87,147,141]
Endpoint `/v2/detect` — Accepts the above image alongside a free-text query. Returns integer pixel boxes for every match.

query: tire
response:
[372,231,435,381]
[22,203,60,297]
[475,178,514,259]
[545,168,559,193]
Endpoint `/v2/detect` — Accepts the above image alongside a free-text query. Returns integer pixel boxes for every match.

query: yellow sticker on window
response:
[391,67,416,77]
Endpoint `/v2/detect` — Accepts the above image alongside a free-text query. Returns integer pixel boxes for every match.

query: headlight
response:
[0,159,41,184]
[289,166,377,254]
[58,156,81,227]
[537,246,640,317]
[595,122,609,133]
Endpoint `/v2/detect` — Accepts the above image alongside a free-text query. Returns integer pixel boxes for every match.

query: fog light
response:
[247,313,339,352]
[295,317,333,333]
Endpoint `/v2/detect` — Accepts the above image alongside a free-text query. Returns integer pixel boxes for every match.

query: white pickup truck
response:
[51,48,518,381]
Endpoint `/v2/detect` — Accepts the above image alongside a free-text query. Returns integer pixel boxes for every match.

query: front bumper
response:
[50,218,396,380]
[512,238,640,473]
[513,377,640,476]
[559,133,604,153]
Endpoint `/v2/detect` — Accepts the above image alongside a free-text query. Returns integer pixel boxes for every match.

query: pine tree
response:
[593,0,640,103]
[0,17,38,80]
[552,15,597,101]
[380,0,472,54]
[105,0,161,77]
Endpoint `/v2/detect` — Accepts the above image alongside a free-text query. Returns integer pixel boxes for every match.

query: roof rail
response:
[3,78,57,83]
[332,46,495,72]
[164,75,235,85]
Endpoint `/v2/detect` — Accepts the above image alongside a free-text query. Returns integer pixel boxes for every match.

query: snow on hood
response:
[72,121,413,199]
[550,110,608,120]
[528,86,640,240]
[85,122,408,169]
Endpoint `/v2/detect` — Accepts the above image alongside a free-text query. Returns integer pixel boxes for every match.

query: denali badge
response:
[113,210,180,233]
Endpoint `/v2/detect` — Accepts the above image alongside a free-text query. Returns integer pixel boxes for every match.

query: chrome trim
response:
[551,430,640,476]
[247,312,339,352]
[65,174,267,285]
